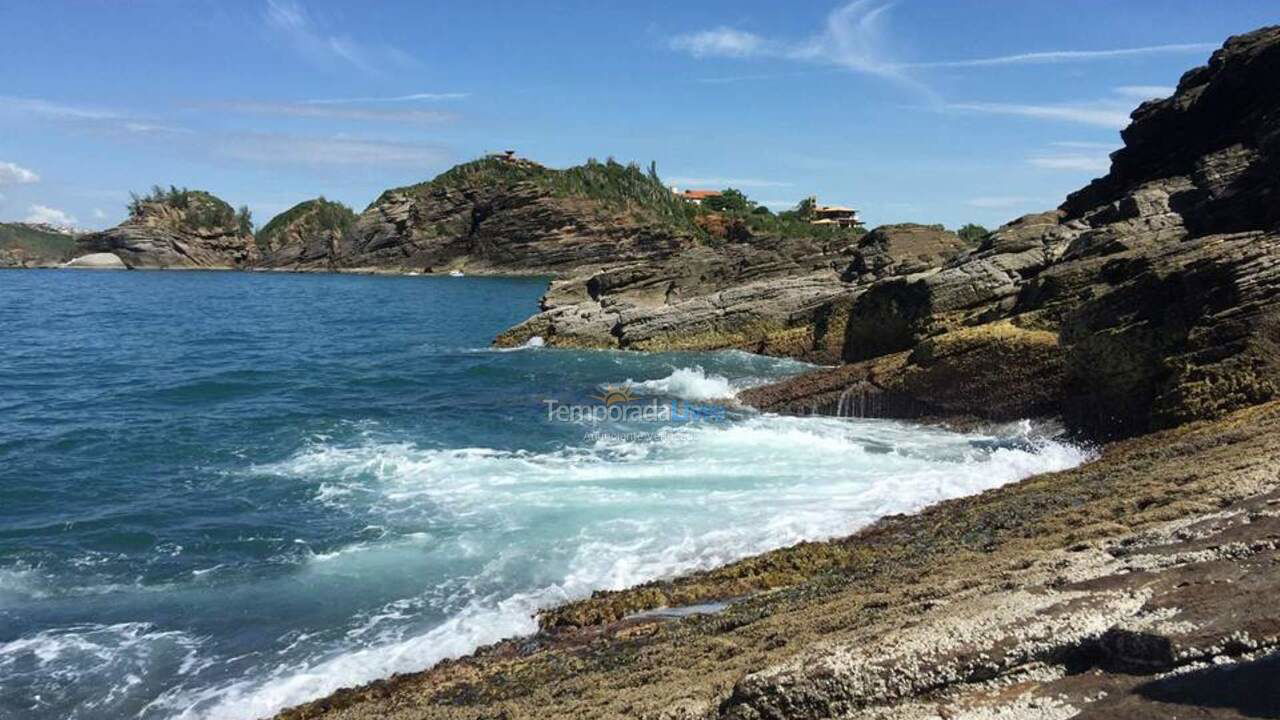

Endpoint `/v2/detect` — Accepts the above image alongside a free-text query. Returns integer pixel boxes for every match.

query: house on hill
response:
[671,187,723,205]
[809,201,861,227]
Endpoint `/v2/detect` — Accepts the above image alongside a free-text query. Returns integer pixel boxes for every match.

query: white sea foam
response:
[624,366,744,400]
[171,414,1092,719]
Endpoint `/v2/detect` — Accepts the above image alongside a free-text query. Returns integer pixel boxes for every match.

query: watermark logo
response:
[593,385,636,407]
[545,385,726,423]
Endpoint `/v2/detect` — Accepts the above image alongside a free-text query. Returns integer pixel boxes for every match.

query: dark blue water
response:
[0,270,1088,719]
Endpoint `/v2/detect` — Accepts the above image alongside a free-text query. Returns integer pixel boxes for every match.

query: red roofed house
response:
[671,187,723,205]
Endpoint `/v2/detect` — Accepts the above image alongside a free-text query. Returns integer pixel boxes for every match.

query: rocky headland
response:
[267,25,1280,720]
[75,187,259,269]
[0,222,79,267]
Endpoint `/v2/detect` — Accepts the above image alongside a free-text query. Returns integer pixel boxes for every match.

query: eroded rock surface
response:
[76,191,258,269]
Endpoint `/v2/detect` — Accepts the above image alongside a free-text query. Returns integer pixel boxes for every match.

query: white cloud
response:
[666,176,793,188]
[216,133,450,168]
[946,102,1131,129]
[669,27,765,58]
[668,1,922,93]
[217,101,454,124]
[0,161,40,185]
[1113,85,1175,100]
[93,208,107,219]
[304,92,470,104]
[966,196,1040,209]
[1027,155,1111,171]
[668,1,1214,97]
[25,204,77,227]
[265,0,417,74]
[905,44,1215,69]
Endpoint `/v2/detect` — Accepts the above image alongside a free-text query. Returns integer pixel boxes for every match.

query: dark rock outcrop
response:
[748,26,1280,439]
[839,222,965,283]
[331,157,695,275]
[75,191,258,269]
[256,198,356,268]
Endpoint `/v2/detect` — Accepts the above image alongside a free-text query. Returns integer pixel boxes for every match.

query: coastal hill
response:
[333,155,698,274]
[274,25,1280,720]
[76,186,258,269]
[0,222,78,267]
[255,197,357,268]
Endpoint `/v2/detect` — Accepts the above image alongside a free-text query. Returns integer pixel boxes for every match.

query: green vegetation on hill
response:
[257,197,356,252]
[127,185,251,235]
[696,188,867,244]
[372,154,866,245]
[956,223,990,245]
[374,156,696,233]
[0,222,77,260]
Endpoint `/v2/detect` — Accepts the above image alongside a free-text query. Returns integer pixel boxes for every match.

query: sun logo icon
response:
[593,385,635,406]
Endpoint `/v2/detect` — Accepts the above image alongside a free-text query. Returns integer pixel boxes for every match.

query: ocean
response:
[0,270,1090,719]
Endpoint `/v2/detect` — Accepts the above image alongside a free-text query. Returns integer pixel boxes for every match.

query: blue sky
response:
[0,1,1275,231]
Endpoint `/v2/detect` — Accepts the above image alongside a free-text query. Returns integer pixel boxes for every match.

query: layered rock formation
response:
[256,198,356,268]
[328,157,696,274]
[75,190,259,269]
[747,25,1280,440]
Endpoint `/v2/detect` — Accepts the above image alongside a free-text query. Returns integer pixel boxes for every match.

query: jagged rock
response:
[1063,25,1280,236]
[747,26,1280,440]
[334,157,694,274]
[840,223,966,283]
[739,321,1063,423]
[256,198,356,268]
[493,241,856,358]
[77,191,258,268]
[1060,230,1280,438]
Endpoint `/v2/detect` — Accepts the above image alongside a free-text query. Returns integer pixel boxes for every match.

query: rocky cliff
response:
[256,198,356,268]
[75,189,259,269]
[745,25,1280,440]
[329,156,696,274]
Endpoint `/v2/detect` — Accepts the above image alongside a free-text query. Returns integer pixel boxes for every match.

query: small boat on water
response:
[449,270,465,277]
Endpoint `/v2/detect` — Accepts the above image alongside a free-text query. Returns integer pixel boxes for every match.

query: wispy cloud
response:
[966,196,1042,209]
[0,96,190,137]
[1027,154,1111,171]
[905,43,1215,69]
[0,161,40,185]
[945,101,1131,129]
[668,1,1212,100]
[215,101,455,124]
[264,0,418,74]
[1112,85,1175,100]
[666,176,793,188]
[1050,140,1120,150]
[670,27,765,58]
[0,96,118,121]
[945,84,1177,129]
[669,1,922,93]
[304,93,470,104]
[215,133,450,168]
[25,204,77,227]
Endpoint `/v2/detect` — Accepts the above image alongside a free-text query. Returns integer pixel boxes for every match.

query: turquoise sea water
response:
[0,270,1089,719]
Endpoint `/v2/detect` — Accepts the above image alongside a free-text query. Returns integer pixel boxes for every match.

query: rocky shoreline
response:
[269,25,1280,720]
[6,23,1279,720]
